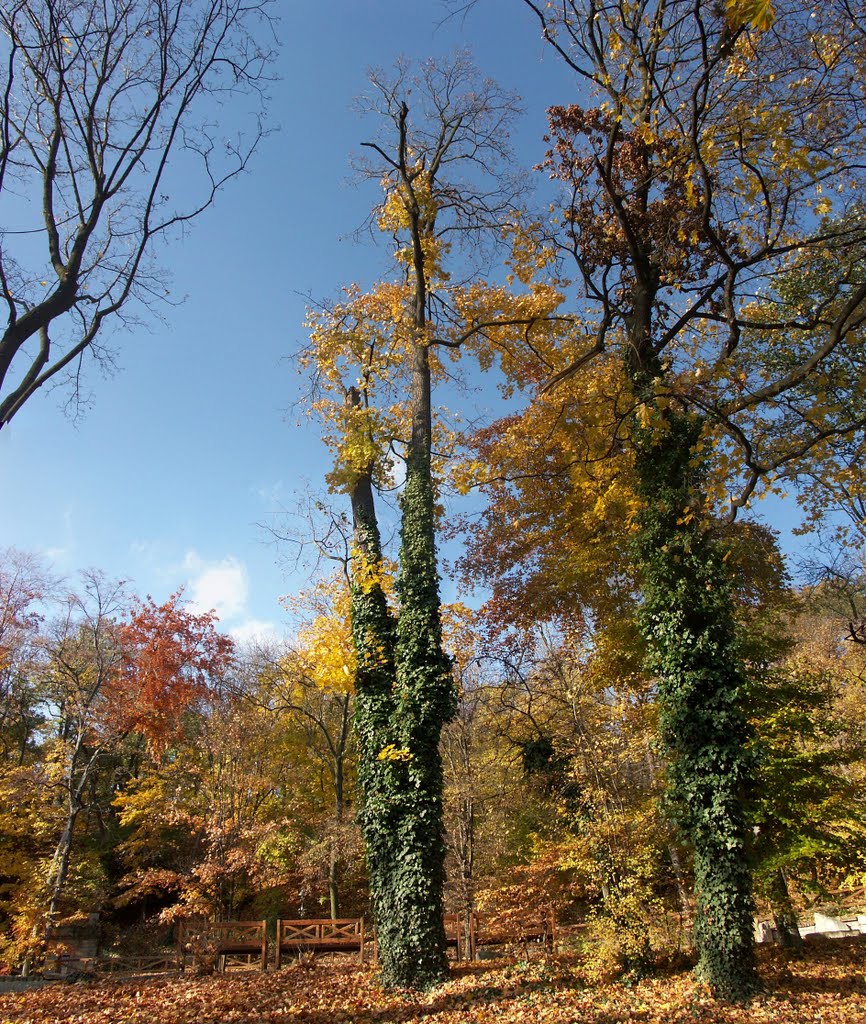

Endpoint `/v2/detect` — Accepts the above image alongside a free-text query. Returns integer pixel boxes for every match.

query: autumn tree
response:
[747,665,863,945]
[29,583,233,942]
[0,0,274,428]
[772,230,866,645]
[437,605,533,940]
[303,55,532,988]
[442,0,866,997]
[0,551,53,963]
[476,618,677,977]
[0,549,50,767]
[445,0,866,999]
[115,671,295,923]
[449,352,637,641]
[115,591,234,751]
[35,572,130,941]
[266,578,360,919]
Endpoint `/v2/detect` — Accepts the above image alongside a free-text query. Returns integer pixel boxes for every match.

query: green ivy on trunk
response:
[632,407,759,1001]
[350,448,455,989]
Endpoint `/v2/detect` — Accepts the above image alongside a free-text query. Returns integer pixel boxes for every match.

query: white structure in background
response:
[755,912,866,943]
[798,912,866,939]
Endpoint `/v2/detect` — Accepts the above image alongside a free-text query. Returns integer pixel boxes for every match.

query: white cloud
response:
[254,480,285,504]
[228,617,283,645]
[41,546,69,565]
[133,548,282,642]
[183,551,249,622]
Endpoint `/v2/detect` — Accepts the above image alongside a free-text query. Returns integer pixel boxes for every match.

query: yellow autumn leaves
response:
[284,579,357,696]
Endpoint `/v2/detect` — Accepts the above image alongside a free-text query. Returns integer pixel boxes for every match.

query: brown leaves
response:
[544,105,719,287]
[2,939,864,1024]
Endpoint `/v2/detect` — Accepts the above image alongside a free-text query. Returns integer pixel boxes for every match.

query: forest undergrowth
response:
[0,938,863,1024]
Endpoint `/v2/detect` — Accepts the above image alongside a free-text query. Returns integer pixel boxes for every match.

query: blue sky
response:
[0,1,581,641]
[0,1,815,642]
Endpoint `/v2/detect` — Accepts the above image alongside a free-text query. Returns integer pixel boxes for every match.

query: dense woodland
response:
[0,540,864,982]
[2,0,866,1010]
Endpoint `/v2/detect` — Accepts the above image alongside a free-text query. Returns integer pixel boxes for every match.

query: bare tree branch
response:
[0,0,276,428]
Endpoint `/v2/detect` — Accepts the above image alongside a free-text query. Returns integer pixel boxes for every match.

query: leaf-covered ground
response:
[1,938,863,1024]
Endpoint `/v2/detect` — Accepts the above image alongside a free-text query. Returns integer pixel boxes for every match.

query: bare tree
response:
[0,548,51,767]
[0,0,275,428]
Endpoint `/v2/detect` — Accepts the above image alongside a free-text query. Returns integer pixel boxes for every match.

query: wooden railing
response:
[444,910,556,959]
[96,953,182,975]
[473,909,556,956]
[176,919,268,972]
[275,918,367,967]
[443,913,471,960]
[171,910,554,972]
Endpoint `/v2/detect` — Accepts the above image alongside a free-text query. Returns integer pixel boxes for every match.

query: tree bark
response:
[44,806,80,941]
[768,868,804,950]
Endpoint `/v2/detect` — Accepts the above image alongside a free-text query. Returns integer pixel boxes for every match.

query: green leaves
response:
[632,405,759,1001]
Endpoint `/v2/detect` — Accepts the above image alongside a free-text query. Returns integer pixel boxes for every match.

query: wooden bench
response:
[275,918,367,967]
[177,919,268,972]
[444,913,471,960]
[473,909,556,956]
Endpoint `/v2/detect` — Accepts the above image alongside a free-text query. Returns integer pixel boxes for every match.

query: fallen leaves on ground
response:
[1,938,864,1024]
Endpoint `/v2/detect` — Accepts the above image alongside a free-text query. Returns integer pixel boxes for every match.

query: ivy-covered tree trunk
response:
[631,400,759,1000]
[347,339,455,989]
[320,67,515,989]
[375,441,454,987]
[349,431,455,988]
[348,469,402,961]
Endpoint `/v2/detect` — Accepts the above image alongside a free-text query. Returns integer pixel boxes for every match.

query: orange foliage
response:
[111,593,235,750]
[0,938,864,1023]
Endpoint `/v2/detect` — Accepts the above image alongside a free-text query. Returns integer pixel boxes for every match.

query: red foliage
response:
[543,104,739,289]
[109,592,235,749]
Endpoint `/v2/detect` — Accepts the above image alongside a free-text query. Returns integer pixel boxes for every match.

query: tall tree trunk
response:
[380,416,454,986]
[647,744,692,922]
[630,395,759,1000]
[44,803,81,941]
[347,456,400,962]
[347,330,455,988]
[667,843,692,924]
[44,740,100,941]
[328,847,340,921]
[344,95,458,982]
[328,696,350,921]
[459,793,475,915]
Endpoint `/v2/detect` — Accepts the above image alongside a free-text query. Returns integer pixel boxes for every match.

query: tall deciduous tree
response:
[38,572,129,939]
[0,549,50,768]
[304,56,524,988]
[115,674,296,923]
[266,579,359,919]
[0,0,274,428]
[449,0,866,999]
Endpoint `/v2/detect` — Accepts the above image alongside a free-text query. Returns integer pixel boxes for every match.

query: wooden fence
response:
[176,919,268,972]
[446,910,557,959]
[171,910,555,972]
[95,953,182,975]
[275,918,367,967]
